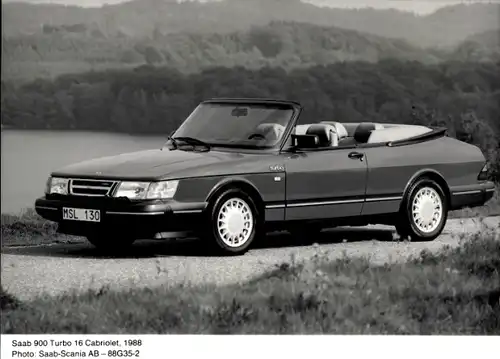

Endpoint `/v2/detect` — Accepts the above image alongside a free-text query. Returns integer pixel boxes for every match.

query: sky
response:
[2,0,499,15]
[307,0,499,14]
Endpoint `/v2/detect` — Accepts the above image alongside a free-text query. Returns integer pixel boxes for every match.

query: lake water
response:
[1,130,166,214]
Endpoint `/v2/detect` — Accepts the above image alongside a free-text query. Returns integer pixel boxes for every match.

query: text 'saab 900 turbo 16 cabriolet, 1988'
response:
[35,98,496,255]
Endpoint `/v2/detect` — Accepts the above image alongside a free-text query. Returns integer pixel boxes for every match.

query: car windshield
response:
[172,103,295,149]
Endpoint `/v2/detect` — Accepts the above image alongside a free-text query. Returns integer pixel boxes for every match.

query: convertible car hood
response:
[51,148,276,180]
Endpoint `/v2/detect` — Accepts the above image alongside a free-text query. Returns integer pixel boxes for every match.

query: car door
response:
[284,148,368,221]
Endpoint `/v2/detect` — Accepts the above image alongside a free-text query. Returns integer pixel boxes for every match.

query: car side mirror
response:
[291,134,319,149]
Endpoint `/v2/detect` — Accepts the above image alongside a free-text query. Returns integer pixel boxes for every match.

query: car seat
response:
[306,124,339,147]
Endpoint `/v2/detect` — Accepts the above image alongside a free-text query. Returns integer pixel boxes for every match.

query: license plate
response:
[62,207,101,222]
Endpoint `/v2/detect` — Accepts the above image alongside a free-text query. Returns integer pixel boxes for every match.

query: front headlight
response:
[47,177,69,195]
[113,181,150,200]
[113,180,179,200]
[146,180,179,199]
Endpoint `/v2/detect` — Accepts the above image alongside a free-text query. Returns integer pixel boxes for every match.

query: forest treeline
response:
[2,21,442,66]
[0,24,435,83]
[3,0,499,49]
[3,21,499,83]
[1,60,499,178]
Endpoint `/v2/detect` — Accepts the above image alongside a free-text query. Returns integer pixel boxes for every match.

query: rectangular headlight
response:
[114,181,150,200]
[47,177,69,195]
[113,180,180,200]
[146,180,179,199]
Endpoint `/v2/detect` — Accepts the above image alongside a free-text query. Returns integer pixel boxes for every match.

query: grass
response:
[1,224,499,334]
[1,208,83,247]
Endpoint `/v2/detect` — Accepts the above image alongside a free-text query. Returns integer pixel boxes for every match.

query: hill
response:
[1,21,443,82]
[451,30,500,62]
[2,0,499,48]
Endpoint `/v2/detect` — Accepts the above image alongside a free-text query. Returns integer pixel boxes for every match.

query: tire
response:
[86,234,136,252]
[396,178,448,242]
[202,188,260,255]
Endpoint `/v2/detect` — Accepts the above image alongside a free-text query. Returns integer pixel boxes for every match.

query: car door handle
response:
[348,151,364,161]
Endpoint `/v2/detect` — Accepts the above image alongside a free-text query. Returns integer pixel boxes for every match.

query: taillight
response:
[478,163,489,181]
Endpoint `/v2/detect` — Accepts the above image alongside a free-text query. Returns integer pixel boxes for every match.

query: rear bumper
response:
[34,196,207,239]
[450,181,496,210]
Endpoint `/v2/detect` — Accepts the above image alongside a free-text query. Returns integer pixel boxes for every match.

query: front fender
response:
[174,172,286,221]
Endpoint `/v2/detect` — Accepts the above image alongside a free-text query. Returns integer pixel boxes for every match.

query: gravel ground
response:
[1,217,499,300]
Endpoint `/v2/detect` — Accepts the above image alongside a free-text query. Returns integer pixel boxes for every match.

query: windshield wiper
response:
[172,136,211,152]
[164,135,179,150]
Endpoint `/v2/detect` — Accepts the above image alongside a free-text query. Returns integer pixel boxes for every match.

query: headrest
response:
[354,122,377,143]
[342,123,359,137]
[306,124,338,147]
[255,123,285,142]
[320,121,348,139]
[295,124,311,135]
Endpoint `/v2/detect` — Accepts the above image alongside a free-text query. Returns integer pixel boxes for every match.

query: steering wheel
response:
[248,133,266,140]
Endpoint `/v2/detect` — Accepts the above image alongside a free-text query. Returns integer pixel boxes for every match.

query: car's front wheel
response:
[203,188,260,255]
[396,178,448,242]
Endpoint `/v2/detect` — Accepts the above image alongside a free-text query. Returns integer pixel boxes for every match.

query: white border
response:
[1,335,499,359]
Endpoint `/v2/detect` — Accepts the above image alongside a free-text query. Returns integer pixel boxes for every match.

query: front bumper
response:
[35,195,207,239]
[450,181,496,210]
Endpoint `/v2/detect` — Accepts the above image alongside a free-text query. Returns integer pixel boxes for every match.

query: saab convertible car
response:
[35,98,496,255]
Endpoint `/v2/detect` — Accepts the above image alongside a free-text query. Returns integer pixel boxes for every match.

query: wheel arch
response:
[205,177,265,218]
[400,169,451,211]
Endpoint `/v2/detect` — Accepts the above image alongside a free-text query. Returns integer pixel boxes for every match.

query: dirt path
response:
[2,217,498,300]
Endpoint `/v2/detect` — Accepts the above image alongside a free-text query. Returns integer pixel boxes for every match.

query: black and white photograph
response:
[1,0,499,351]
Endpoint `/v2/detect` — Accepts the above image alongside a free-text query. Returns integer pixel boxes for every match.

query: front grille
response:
[69,179,118,197]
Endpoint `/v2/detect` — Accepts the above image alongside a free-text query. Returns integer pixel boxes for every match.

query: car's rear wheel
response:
[396,178,448,242]
[203,188,260,255]
[86,234,136,252]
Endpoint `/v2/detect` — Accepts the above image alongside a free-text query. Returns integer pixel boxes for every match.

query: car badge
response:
[269,164,285,172]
